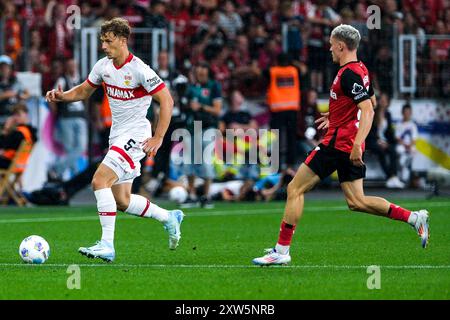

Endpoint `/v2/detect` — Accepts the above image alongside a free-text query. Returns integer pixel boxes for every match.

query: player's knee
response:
[91,175,109,191]
[287,181,305,197]
[116,197,130,212]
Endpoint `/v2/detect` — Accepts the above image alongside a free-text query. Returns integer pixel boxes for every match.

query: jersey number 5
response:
[124,139,136,151]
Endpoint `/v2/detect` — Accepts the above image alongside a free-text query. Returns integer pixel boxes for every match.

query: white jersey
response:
[87,53,165,141]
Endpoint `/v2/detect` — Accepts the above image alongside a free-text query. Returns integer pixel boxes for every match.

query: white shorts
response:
[102,134,149,184]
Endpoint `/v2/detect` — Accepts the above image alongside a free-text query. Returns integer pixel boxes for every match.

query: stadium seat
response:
[0,140,33,206]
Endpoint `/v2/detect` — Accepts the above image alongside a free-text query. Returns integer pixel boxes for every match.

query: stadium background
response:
[0,0,450,302]
[0,0,449,201]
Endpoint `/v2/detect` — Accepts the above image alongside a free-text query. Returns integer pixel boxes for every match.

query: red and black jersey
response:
[322,60,374,154]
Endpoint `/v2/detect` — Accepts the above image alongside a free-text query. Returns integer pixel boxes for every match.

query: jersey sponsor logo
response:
[354,91,368,100]
[103,73,111,78]
[330,88,337,100]
[351,83,364,94]
[104,83,149,100]
[107,86,135,99]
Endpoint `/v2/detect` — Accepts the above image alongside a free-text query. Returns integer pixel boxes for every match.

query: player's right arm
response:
[46,58,104,103]
[45,80,97,103]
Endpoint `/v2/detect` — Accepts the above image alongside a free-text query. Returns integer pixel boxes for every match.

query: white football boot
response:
[164,210,185,250]
[78,240,115,262]
[411,209,430,248]
[252,248,291,266]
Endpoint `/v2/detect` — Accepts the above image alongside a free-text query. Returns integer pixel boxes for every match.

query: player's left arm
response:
[352,99,374,166]
[152,87,174,140]
[142,86,174,156]
[341,69,375,166]
[140,66,174,156]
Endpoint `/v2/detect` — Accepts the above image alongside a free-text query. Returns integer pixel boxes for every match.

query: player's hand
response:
[350,144,364,167]
[45,85,64,102]
[315,112,329,130]
[141,136,163,157]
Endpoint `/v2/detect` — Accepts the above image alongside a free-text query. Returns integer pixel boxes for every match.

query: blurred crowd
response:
[0,0,447,206]
[1,0,449,97]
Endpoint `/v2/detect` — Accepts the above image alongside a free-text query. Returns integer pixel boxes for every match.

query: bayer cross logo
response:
[351,83,364,94]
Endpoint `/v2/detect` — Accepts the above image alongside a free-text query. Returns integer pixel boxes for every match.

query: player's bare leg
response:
[282,164,321,225]
[253,164,320,265]
[113,182,184,250]
[79,164,119,262]
[341,179,429,248]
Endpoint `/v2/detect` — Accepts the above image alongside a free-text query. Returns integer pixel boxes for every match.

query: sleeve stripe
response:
[86,78,101,88]
[148,83,166,95]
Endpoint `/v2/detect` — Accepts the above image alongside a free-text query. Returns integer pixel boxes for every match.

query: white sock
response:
[95,188,117,246]
[125,194,169,223]
[408,211,418,226]
[275,243,290,255]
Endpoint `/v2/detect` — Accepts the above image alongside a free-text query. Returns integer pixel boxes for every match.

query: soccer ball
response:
[169,186,188,204]
[19,235,50,264]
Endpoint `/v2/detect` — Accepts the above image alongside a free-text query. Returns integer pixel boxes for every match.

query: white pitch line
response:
[0,263,449,269]
[0,201,448,224]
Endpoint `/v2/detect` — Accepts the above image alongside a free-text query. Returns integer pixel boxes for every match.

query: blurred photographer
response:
[0,103,37,169]
[0,55,30,126]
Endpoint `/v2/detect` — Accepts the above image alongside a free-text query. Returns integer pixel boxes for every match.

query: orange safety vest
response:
[100,83,112,128]
[267,66,300,112]
[2,125,33,173]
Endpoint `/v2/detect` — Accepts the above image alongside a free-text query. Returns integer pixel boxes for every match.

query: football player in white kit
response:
[45,18,184,262]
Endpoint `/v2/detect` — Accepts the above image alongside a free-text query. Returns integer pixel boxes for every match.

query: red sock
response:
[388,204,411,222]
[278,221,296,245]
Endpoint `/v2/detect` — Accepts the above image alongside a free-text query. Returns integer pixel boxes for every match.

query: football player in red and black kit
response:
[253,24,430,266]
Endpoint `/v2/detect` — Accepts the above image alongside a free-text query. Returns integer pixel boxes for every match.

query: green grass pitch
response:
[0,198,449,300]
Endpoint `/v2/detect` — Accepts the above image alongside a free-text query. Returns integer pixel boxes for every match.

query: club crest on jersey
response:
[124,75,133,86]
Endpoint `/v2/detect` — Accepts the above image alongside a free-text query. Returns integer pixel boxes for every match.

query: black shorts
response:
[304,144,366,183]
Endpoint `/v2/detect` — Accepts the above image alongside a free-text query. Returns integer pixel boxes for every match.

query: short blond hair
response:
[100,17,131,39]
